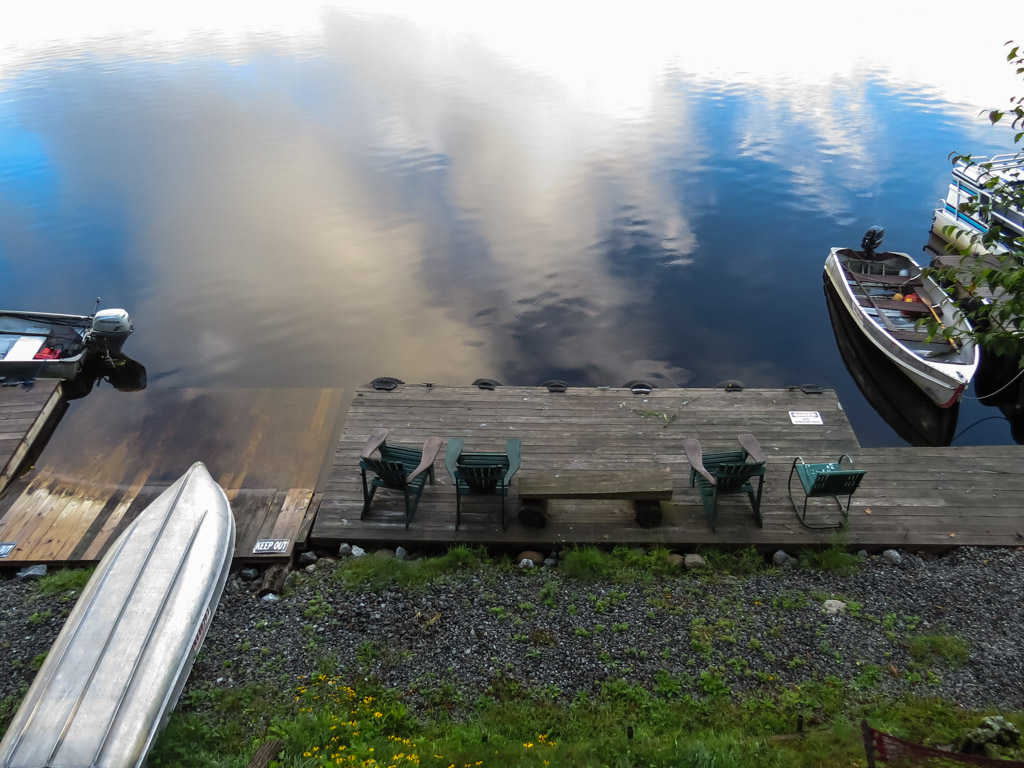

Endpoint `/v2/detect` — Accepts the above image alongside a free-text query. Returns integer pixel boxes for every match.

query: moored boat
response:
[824,227,979,408]
[0,462,235,768]
[824,280,959,446]
[931,154,1024,256]
[0,304,133,382]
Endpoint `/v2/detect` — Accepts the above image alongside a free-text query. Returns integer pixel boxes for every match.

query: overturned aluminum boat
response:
[0,304,133,382]
[0,462,235,768]
[824,227,979,408]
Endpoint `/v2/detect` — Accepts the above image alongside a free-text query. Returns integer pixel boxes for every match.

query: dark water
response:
[1,6,1020,447]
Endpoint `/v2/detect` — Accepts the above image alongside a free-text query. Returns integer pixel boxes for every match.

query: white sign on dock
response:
[0,542,14,558]
[789,411,823,425]
[253,538,290,554]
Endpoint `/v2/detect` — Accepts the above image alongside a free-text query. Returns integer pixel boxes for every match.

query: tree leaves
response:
[926,40,1024,368]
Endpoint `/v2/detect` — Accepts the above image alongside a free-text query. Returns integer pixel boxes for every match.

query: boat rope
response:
[951,415,1008,443]
[959,364,1024,401]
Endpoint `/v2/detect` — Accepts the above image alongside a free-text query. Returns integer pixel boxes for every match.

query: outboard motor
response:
[87,309,134,356]
[861,226,885,259]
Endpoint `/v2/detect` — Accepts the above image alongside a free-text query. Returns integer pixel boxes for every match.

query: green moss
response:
[908,634,969,667]
[35,567,95,597]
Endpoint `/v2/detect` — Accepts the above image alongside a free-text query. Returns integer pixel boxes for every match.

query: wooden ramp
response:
[313,385,1024,552]
[0,380,63,498]
[0,387,344,566]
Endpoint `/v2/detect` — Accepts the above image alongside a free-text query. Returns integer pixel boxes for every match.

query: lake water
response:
[2,2,1021,447]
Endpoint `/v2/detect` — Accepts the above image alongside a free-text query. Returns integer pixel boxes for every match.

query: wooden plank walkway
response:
[0,380,63,498]
[313,385,1024,551]
[0,387,345,566]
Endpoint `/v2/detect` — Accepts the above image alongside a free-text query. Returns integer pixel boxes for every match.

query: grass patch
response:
[558,546,676,582]
[148,674,1024,767]
[35,567,95,597]
[698,546,768,577]
[333,546,490,591]
[150,682,284,768]
[908,633,969,667]
[798,543,860,576]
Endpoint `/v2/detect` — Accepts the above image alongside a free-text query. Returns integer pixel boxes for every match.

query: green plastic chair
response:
[788,455,866,529]
[445,438,522,530]
[359,428,442,527]
[683,434,767,532]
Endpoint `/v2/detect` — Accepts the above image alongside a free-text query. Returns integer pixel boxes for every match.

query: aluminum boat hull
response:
[824,248,978,408]
[0,462,235,768]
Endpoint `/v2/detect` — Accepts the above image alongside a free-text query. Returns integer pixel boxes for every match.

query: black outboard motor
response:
[861,226,885,259]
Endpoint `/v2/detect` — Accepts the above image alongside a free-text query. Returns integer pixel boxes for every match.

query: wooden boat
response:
[0,462,235,768]
[0,305,133,382]
[824,228,979,408]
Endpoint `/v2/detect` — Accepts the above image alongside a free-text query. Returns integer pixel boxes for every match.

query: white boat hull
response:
[931,154,1024,257]
[824,248,978,408]
[0,462,235,768]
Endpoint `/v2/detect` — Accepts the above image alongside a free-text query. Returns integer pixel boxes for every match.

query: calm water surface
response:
[1,2,1021,446]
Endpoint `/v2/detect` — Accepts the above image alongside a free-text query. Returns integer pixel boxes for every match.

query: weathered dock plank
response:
[0,387,344,566]
[312,384,1024,552]
[0,380,63,497]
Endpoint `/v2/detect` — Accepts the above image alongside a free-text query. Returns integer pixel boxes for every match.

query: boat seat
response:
[2,336,45,361]
[843,267,923,288]
[856,296,930,314]
[887,329,950,347]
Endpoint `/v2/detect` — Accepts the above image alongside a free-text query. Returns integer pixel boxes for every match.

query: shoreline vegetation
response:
[3,544,1023,767]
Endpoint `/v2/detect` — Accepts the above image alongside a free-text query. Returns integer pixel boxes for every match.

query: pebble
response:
[823,599,847,615]
[772,550,797,567]
[882,549,903,566]
[517,551,545,566]
[684,554,706,570]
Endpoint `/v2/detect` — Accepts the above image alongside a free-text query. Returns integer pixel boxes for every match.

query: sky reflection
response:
[0,2,1021,444]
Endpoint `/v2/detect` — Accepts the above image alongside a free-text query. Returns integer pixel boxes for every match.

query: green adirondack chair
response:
[445,437,522,530]
[359,428,442,527]
[683,434,767,532]
[788,455,866,529]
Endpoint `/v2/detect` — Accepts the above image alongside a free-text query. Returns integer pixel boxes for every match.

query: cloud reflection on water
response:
[0,2,1019,422]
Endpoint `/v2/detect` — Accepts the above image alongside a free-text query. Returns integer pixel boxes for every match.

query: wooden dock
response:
[313,385,1024,551]
[0,380,63,498]
[0,387,344,566]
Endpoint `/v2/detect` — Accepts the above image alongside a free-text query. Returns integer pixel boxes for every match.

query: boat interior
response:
[0,315,86,362]
[834,248,975,364]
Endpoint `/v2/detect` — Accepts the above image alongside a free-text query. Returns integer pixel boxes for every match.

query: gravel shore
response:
[3,546,1023,726]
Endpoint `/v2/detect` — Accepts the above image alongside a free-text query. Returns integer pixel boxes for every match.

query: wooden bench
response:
[517,467,674,528]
